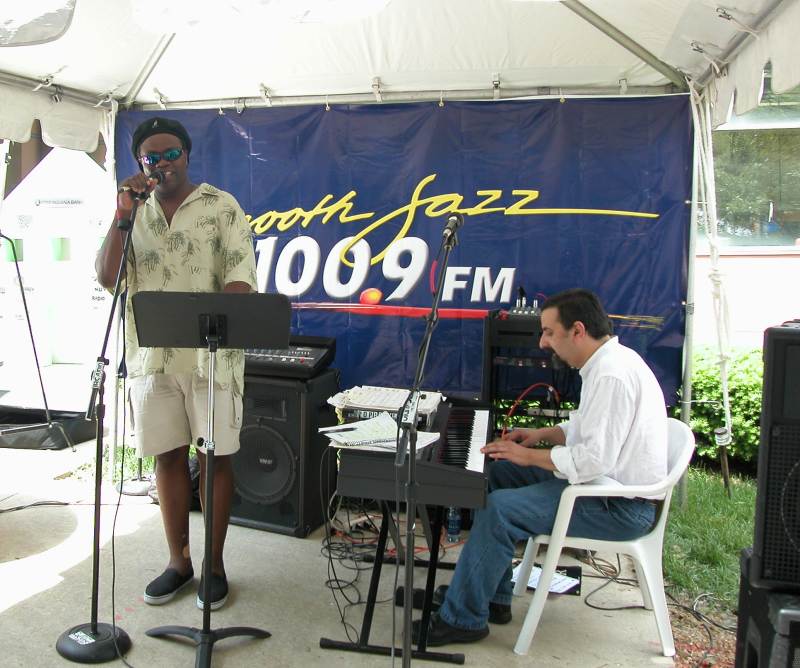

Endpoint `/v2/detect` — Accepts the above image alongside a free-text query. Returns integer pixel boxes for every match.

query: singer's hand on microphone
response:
[116,173,160,215]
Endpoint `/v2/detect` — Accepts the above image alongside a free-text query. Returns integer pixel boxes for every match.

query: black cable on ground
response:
[0,500,69,513]
[574,550,735,667]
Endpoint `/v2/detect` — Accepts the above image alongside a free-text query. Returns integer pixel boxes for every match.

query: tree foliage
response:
[713,129,800,241]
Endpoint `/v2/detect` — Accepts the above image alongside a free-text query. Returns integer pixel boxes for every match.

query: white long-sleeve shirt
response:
[549,337,667,487]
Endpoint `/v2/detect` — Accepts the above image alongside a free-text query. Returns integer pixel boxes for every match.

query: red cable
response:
[501,382,561,437]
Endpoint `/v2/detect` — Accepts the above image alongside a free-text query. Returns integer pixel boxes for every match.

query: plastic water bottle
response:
[446,506,461,543]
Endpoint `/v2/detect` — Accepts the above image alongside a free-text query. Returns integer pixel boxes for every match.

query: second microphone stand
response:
[0,230,73,450]
[395,218,461,666]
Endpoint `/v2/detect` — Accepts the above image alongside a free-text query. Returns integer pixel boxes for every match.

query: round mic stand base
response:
[115,477,152,496]
[56,622,131,664]
[116,457,152,496]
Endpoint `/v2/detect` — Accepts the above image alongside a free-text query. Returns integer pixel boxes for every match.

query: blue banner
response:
[116,97,692,402]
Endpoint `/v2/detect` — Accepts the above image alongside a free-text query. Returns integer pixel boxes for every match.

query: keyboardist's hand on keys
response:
[481,438,534,466]
[482,427,560,470]
[500,427,540,447]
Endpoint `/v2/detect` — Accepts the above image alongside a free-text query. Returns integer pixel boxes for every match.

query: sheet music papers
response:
[510,562,581,594]
[327,386,443,416]
[319,411,440,452]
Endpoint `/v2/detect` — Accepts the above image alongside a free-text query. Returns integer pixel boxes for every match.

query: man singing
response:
[96,117,257,611]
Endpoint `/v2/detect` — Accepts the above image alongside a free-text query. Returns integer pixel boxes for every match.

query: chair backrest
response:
[651,418,695,531]
[665,418,695,483]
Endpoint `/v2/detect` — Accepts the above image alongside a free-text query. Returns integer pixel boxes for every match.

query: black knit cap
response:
[131,116,192,160]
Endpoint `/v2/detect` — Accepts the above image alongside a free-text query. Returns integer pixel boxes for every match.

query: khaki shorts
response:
[127,373,242,457]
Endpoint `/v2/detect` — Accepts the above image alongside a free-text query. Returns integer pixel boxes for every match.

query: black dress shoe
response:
[488,602,512,625]
[411,613,489,647]
[432,585,512,625]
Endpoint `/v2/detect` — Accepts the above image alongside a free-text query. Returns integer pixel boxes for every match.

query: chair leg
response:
[513,538,540,596]
[513,543,560,655]
[632,559,653,610]
[636,554,675,657]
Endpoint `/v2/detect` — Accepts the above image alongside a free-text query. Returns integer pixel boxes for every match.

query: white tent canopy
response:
[0,0,798,151]
[0,0,797,462]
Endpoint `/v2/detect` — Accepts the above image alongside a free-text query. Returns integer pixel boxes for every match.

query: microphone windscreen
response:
[149,169,165,184]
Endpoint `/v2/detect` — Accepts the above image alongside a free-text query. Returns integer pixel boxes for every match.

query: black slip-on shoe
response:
[197,572,229,611]
[143,567,194,605]
[432,585,512,624]
[411,613,489,647]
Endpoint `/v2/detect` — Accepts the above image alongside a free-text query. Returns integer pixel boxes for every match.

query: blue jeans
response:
[437,460,656,630]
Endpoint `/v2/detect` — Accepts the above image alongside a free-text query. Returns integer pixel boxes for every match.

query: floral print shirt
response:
[123,183,257,395]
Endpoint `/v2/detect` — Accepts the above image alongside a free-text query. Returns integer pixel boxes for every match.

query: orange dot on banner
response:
[360,288,383,305]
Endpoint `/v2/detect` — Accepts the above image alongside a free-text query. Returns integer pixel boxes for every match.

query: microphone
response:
[116,170,165,228]
[131,170,164,201]
[442,213,463,241]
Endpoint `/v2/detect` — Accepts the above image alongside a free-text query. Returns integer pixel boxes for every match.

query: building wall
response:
[692,250,800,350]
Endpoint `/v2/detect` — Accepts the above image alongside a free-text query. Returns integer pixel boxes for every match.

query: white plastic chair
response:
[511,417,695,656]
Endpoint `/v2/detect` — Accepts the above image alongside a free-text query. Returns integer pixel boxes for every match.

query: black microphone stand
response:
[55,194,143,663]
[395,218,461,667]
[0,230,73,450]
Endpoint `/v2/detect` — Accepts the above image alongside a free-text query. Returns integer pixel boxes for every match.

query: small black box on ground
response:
[0,407,96,450]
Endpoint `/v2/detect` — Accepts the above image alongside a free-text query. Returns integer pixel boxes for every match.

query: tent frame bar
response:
[122,34,175,108]
[0,69,104,108]
[696,0,794,87]
[0,66,683,114]
[131,85,683,112]
[561,0,688,91]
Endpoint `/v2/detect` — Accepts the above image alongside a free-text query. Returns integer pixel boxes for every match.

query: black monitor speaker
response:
[230,369,339,538]
[735,548,800,667]
[752,322,800,591]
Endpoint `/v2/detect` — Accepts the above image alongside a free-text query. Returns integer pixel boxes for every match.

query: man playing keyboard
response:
[413,288,667,646]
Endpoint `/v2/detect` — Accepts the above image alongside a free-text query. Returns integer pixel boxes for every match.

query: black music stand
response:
[131,290,290,668]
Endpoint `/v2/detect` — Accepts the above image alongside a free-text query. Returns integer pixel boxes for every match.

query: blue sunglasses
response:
[139,147,184,166]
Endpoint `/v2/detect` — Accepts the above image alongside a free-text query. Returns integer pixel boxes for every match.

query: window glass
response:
[707,76,800,249]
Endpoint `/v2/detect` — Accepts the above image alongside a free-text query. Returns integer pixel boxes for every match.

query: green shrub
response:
[675,346,763,463]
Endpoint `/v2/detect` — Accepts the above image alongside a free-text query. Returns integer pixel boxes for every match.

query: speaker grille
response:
[230,370,339,537]
[234,423,296,505]
[762,423,800,583]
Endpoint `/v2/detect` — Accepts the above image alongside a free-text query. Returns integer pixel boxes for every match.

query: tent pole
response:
[699,92,734,490]
[688,82,735,491]
[0,140,10,209]
[677,117,701,506]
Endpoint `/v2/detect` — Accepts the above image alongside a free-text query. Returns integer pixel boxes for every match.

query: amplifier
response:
[482,309,579,403]
[245,335,335,380]
[486,309,543,349]
[752,322,800,591]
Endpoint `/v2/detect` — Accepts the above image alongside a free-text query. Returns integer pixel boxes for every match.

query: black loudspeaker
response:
[230,369,339,537]
[735,548,800,668]
[753,322,800,591]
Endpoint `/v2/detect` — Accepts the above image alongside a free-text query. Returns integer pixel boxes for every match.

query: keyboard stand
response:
[381,506,434,562]
[319,502,466,665]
